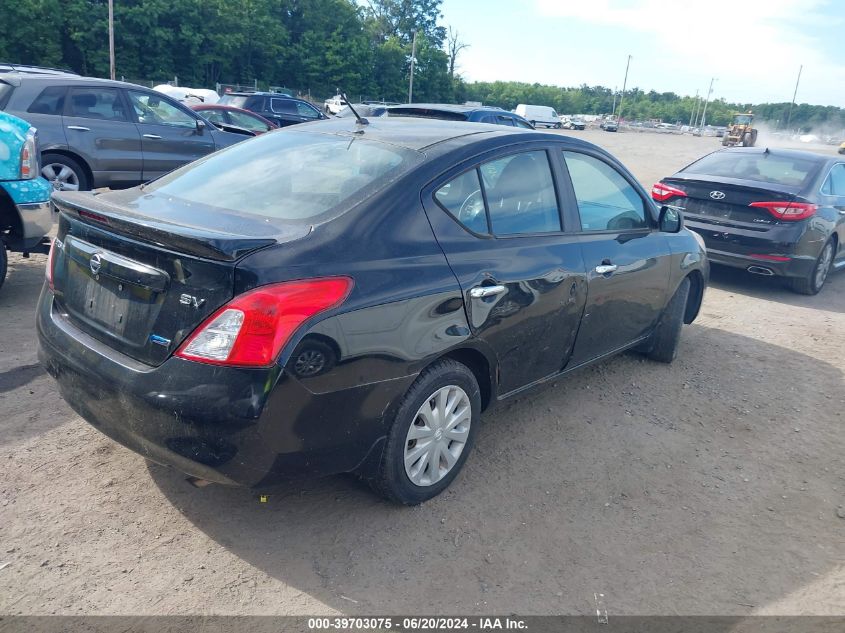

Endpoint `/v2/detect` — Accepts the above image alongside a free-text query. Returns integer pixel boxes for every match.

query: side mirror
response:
[658,205,683,233]
[196,119,206,135]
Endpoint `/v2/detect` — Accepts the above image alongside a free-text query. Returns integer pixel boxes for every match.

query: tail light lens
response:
[749,201,818,221]
[45,238,59,290]
[651,182,687,202]
[176,277,353,368]
[20,127,39,180]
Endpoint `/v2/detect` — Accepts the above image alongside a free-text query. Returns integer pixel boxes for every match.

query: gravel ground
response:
[0,129,843,616]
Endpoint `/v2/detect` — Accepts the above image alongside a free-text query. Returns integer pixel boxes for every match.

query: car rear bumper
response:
[685,219,817,279]
[37,287,410,487]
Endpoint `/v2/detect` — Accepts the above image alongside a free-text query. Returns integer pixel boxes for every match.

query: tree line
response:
[1,0,841,132]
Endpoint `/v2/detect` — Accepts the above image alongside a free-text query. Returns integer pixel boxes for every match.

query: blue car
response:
[0,111,52,289]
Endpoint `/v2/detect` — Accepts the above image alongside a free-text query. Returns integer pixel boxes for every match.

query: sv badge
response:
[179,293,206,309]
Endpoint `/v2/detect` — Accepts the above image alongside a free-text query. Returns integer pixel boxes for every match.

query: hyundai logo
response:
[709,190,726,200]
[89,253,102,275]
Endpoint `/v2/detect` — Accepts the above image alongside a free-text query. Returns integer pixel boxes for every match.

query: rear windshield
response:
[144,130,422,222]
[388,108,468,122]
[683,152,820,188]
[218,95,248,108]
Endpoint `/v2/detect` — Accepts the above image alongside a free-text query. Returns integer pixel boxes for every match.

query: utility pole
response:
[785,64,802,132]
[616,55,632,119]
[108,0,115,80]
[408,30,417,104]
[699,77,716,129]
[688,89,699,127]
[611,86,618,116]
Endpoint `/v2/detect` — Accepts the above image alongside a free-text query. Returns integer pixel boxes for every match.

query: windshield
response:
[144,131,422,222]
[683,152,820,188]
[218,95,248,108]
[733,115,752,125]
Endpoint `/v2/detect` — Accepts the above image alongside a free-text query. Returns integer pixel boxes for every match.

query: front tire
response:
[639,278,690,363]
[789,240,834,295]
[369,359,481,505]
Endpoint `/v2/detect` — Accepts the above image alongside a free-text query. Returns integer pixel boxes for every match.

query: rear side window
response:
[435,169,487,234]
[0,81,13,109]
[821,164,845,196]
[482,151,561,234]
[563,151,648,231]
[683,152,819,188]
[143,131,422,222]
[271,98,297,114]
[67,87,128,121]
[27,86,67,115]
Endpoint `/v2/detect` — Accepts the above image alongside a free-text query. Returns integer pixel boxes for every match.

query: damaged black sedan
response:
[37,118,707,504]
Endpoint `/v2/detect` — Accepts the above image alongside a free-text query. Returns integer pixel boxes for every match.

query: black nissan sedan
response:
[37,118,708,504]
[653,148,845,294]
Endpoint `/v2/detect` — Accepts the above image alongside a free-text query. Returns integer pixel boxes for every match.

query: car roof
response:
[0,63,78,76]
[388,103,513,115]
[224,91,296,98]
[0,72,158,90]
[291,116,586,152]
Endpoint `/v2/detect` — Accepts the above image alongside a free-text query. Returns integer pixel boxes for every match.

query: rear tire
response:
[41,153,90,192]
[369,359,481,505]
[640,278,690,363]
[788,240,834,295]
[750,129,758,146]
[0,242,7,292]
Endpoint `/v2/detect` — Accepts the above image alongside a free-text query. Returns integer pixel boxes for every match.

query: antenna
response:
[342,93,368,126]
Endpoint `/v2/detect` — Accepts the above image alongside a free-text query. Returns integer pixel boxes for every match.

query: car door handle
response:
[66,125,90,131]
[143,134,163,139]
[469,285,507,298]
[595,264,618,274]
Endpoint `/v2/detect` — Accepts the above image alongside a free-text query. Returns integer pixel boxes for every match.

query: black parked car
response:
[653,147,845,294]
[38,119,708,504]
[387,104,535,129]
[217,91,328,127]
[0,72,247,191]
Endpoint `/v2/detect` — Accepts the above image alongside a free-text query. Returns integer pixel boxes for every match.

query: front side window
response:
[200,109,228,125]
[128,90,195,127]
[563,151,648,231]
[821,164,845,196]
[296,102,320,119]
[27,86,67,116]
[496,116,515,127]
[482,151,561,235]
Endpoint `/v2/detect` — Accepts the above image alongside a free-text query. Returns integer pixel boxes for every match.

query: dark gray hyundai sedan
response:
[37,118,708,504]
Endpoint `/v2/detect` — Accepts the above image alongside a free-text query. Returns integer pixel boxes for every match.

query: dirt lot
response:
[1,130,843,616]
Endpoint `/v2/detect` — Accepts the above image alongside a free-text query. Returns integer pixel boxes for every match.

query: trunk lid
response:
[50,190,310,366]
[662,176,802,228]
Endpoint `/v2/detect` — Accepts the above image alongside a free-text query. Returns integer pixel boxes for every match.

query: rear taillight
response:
[20,127,38,180]
[45,238,59,290]
[175,277,353,368]
[749,201,818,221]
[651,182,687,202]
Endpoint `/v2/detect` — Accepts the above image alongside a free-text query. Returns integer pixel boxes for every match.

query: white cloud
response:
[533,0,845,104]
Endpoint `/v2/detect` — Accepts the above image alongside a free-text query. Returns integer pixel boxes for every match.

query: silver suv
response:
[0,71,246,191]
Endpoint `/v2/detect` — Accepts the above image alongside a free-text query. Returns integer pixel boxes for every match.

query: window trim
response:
[559,147,658,234]
[429,145,568,239]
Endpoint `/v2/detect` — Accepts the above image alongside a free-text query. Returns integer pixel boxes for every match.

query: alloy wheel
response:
[814,242,834,290]
[42,163,80,191]
[403,385,471,487]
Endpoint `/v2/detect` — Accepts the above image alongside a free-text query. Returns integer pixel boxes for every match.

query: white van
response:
[514,104,561,128]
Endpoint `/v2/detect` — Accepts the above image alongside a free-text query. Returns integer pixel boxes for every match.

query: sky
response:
[440,0,845,107]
